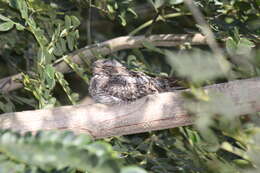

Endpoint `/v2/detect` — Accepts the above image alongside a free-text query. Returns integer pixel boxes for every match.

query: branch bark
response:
[0,34,207,93]
[0,77,260,139]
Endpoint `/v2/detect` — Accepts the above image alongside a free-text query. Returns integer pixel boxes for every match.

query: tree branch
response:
[0,34,207,93]
[0,77,260,139]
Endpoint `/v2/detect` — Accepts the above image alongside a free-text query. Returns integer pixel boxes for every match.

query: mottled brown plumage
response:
[89,59,178,104]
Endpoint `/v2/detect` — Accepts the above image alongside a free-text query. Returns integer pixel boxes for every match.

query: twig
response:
[87,0,92,44]
[129,13,191,36]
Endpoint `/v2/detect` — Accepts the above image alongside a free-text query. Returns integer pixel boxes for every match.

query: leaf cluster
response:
[0,130,147,173]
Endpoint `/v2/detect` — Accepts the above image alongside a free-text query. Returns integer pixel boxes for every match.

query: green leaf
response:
[74,30,79,39]
[71,134,93,147]
[10,95,35,107]
[53,44,61,57]
[226,37,237,55]
[15,23,25,31]
[119,14,127,26]
[65,15,71,29]
[0,101,13,112]
[237,38,255,55]
[107,4,115,13]
[121,166,147,173]
[114,2,118,9]
[71,92,79,101]
[8,0,19,9]
[71,16,80,28]
[0,14,11,22]
[0,21,14,31]
[60,38,67,53]
[127,8,138,18]
[53,23,61,39]
[45,65,56,89]
[18,0,28,19]
[55,71,78,104]
[166,50,225,83]
[168,0,183,5]
[67,33,74,51]
[63,56,89,84]
[233,27,240,43]
[60,29,68,37]
[226,37,255,56]
[142,41,164,54]
[149,0,165,9]
[53,39,66,56]
[0,159,26,173]
[0,130,121,172]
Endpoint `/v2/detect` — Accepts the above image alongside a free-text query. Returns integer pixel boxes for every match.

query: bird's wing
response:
[106,72,159,102]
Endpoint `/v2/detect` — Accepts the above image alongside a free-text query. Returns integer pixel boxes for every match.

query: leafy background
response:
[0,0,259,172]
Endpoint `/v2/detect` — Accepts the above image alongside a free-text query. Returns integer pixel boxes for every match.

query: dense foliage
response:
[0,0,259,172]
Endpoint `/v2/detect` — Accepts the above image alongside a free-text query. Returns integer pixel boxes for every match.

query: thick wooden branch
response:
[0,34,206,93]
[0,77,260,139]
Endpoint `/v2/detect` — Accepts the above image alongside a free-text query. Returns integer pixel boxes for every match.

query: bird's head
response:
[92,59,125,75]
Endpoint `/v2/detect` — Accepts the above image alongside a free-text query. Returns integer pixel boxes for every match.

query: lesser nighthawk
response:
[89,59,179,104]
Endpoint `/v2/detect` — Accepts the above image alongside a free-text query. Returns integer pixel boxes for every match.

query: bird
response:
[88,59,179,104]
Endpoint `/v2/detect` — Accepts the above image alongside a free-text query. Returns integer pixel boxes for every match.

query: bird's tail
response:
[155,77,185,92]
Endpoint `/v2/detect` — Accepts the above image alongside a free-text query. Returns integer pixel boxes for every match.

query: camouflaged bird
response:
[89,59,178,104]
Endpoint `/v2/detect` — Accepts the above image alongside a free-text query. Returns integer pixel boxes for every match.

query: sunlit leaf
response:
[60,28,68,37]
[166,50,225,82]
[121,166,147,173]
[149,0,165,9]
[127,8,138,18]
[0,14,11,22]
[45,65,56,89]
[0,130,121,172]
[226,37,237,56]
[15,23,25,30]
[237,38,255,55]
[168,0,183,5]
[65,15,71,29]
[107,4,115,13]
[71,16,80,28]
[67,33,74,51]
[0,21,14,31]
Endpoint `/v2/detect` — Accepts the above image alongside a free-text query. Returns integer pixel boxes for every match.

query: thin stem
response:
[129,12,191,36]
[87,0,92,45]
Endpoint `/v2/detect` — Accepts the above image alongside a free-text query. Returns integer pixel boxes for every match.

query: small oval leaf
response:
[121,166,147,173]
[0,21,14,31]
[0,14,11,22]
[71,16,80,28]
